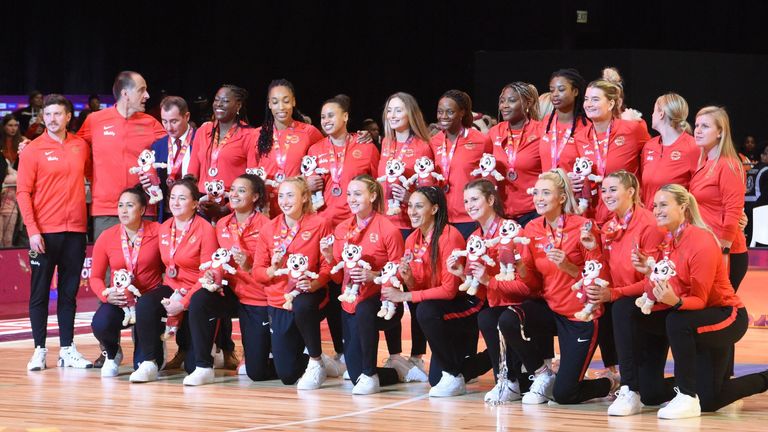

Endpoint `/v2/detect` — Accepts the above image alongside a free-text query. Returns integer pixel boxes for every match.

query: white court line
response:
[227,393,430,431]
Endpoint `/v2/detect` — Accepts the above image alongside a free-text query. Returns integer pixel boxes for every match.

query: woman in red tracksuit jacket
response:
[483,169,616,405]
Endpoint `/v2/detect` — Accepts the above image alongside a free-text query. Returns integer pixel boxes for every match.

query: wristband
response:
[673,297,684,310]
[722,247,731,255]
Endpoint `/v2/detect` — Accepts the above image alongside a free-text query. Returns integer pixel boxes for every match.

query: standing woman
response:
[640,93,699,207]
[383,186,490,397]
[577,171,666,415]
[488,82,542,226]
[490,170,615,405]
[431,90,493,239]
[90,186,164,377]
[575,79,650,225]
[321,175,406,395]
[251,177,339,389]
[255,79,324,218]
[188,84,258,220]
[539,69,588,171]
[636,185,766,419]
[378,92,434,237]
[210,174,274,382]
[0,115,25,247]
[129,176,218,383]
[307,95,380,359]
[689,107,748,290]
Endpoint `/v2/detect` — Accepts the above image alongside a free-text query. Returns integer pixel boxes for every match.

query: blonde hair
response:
[280,176,314,215]
[538,92,554,120]
[657,184,718,243]
[587,79,622,118]
[352,174,385,213]
[605,170,641,207]
[382,92,432,144]
[601,67,626,113]
[695,106,743,180]
[656,93,691,133]
[538,168,582,215]
[500,82,541,123]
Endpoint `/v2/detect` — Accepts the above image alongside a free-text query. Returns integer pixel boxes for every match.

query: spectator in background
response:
[12,90,44,134]
[745,142,768,246]
[739,135,758,169]
[75,94,101,132]
[361,118,381,150]
[0,115,27,247]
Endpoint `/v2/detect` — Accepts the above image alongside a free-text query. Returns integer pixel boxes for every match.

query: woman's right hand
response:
[567,172,585,193]
[306,174,324,192]
[390,183,409,203]
[631,249,652,275]
[579,228,597,251]
[398,262,415,288]
[319,237,334,263]
[446,253,464,278]
[106,289,127,306]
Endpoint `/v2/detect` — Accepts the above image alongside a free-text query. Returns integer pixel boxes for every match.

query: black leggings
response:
[238,304,276,382]
[729,252,749,291]
[499,300,611,404]
[342,295,403,384]
[186,286,239,372]
[325,281,345,354]
[268,290,325,385]
[29,232,86,348]
[417,297,491,386]
[134,284,174,364]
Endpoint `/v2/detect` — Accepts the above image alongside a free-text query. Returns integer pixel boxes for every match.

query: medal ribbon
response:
[544,214,565,249]
[272,122,296,177]
[660,221,687,258]
[169,217,194,270]
[505,122,527,174]
[210,123,238,176]
[273,215,302,254]
[440,128,464,182]
[549,114,572,169]
[327,134,350,187]
[227,211,257,250]
[345,213,375,244]
[590,121,612,177]
[602,206,634,246]
[120,222,145,274]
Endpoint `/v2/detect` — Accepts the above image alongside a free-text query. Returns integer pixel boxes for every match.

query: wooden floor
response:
[2,273,768,431]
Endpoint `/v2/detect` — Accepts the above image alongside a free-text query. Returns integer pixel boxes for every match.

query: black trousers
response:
[325,281,345,354]
[342,295,403,384]
[416,296,491,386]
[729,252,749,291]
[134,284,174,365]
[91,302,157,368]
[268,290,326,385]
[186,286,239,372]
[29,232,86,348]
[597,302,618,368]
[499,299,611,404]
[238,304,276,381]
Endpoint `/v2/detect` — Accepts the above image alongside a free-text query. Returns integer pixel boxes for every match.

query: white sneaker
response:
[657,387,701,419]
[129,361,159,383]
[183,367,215,386]
[297,359,327,390]
[522,370,555,404]
[113,347,124,367]
[27,346,47,371]
[101,358,120,378]
[343,370,350,380]
[383,355,410,382]
[608,385,643,416]
[352,373,381,395]
[405,357,430,382]
[58,344,93,369]
[484,380,522,403]
[237,360,247,375]
[321,353,346,378]
[429,371,466,397]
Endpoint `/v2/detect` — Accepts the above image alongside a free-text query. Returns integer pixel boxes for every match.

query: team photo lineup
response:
[12,65,767,422]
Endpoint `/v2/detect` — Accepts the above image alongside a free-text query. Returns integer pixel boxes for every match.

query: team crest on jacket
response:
[353,149,363,159]
[285,134,300,144]
[464,142,475,150]
[615,136,625,146]
[301,231,312,241]
[369,233,379,243]
[670,150,682,161]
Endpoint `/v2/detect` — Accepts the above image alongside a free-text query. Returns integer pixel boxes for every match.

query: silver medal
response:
[208,167,218,177]
[507,170,518,181]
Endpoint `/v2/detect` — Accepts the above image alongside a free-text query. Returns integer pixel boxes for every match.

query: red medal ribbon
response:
[120,222,145,274]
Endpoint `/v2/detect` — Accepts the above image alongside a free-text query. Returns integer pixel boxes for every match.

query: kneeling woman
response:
[252,177,339,390]
[130,177,218,383]
[322,174,405,394]
[383,186,490,397]
[633,185,767,419]
[489,170,615,404]
[90,185,164,377]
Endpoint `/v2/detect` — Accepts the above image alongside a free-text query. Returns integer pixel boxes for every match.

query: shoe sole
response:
[57,358,94,369]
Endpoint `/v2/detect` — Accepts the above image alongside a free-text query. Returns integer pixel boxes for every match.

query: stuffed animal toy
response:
[636,257,677,315]
[571,157,603,213]
[485,219,530,281]
[449,235,496,296]
[300,155,330,210]
[373,261,402,320]
[376,159,409,215]
[199,247,237,293]
[571,260,609,321]
[162,288,188,340]
[128,149,168,204]
[102,269,142,326]
[274,253,320,310]
[471,153,505,182]
[199,179,229,205]
[405,156,444,188]
[245,167,280,188]
[331,243,372,303]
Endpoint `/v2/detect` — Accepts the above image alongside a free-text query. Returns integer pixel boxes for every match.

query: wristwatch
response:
[722,247,731,255]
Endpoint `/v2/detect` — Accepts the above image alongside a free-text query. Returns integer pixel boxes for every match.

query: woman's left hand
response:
[586,284,611,304]
[355,130,373,144]
[350,267,377,284]
[295,274,314,292]
[738,210,748,231]
[652,280,679,306]
[162,297,185,316]
[469,261,490,285]
[306,174,324,192]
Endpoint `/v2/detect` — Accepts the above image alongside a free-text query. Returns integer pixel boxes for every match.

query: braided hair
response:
[256,79,305,160]
[545,68,588,136]
[440,90,474,129]
[412,186,448,282]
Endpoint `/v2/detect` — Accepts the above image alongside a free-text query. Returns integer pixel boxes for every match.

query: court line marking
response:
[227,393,429,431]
